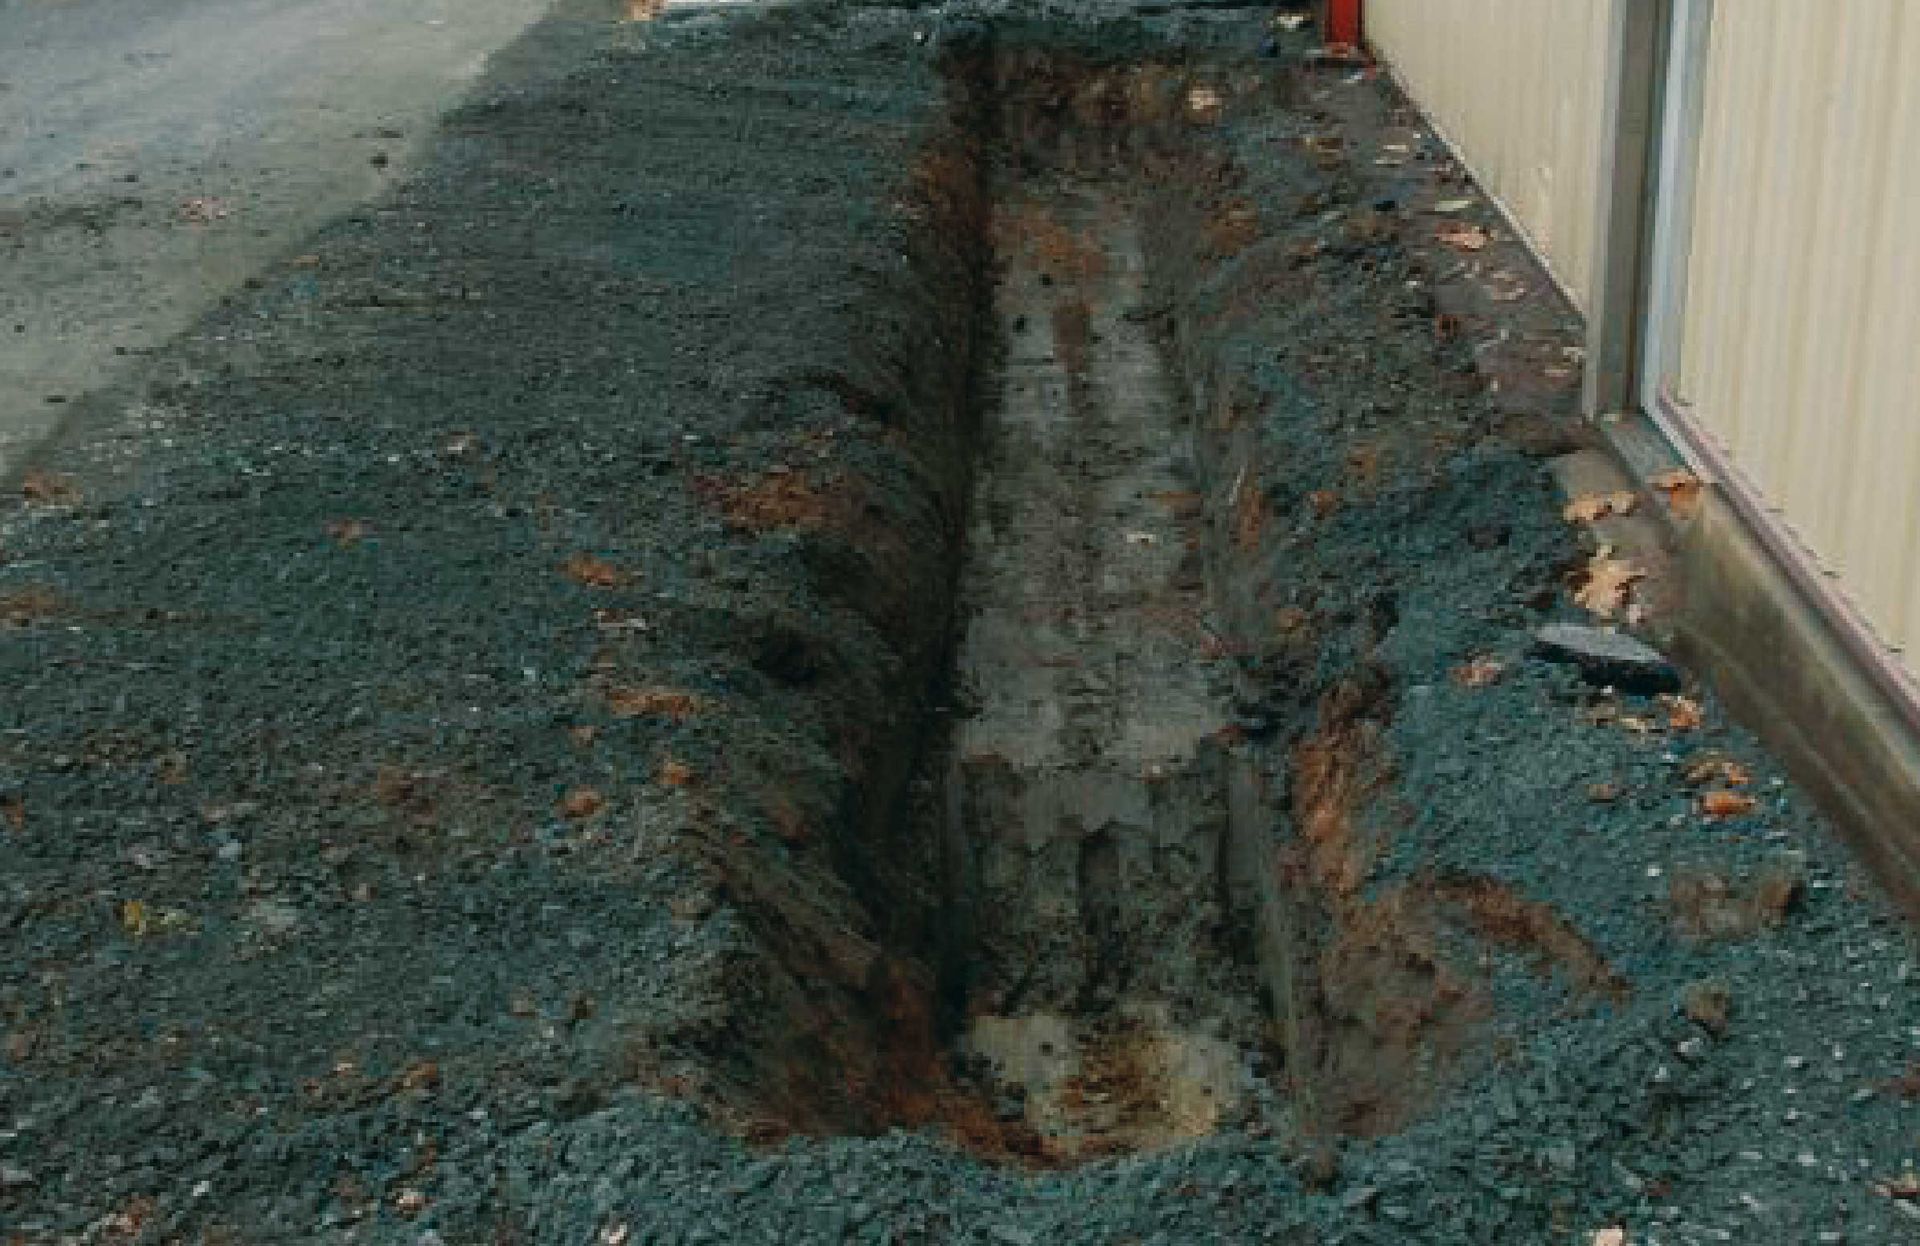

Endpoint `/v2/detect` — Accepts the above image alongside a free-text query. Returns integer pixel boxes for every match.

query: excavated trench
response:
[866,46,1303,1166]
[689,45,1326,1167]
[917,54,1291,1164]
[666,37,1621,1169]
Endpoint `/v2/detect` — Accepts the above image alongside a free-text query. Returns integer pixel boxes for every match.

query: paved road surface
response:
[0,0,554,477]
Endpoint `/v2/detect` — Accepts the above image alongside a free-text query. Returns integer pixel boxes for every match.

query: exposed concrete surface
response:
[0,0,554,477]
[1587,411,1920,922]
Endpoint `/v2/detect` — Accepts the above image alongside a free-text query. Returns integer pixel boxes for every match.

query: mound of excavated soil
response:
[4,3,1919,1243]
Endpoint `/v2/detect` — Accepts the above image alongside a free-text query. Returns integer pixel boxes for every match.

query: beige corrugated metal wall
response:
[1367,0,1616,310]
[1674,1,1920,656]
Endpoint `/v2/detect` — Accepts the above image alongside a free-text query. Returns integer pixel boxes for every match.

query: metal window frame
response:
[1638,0,1713,430]
[1629,0,1920,727]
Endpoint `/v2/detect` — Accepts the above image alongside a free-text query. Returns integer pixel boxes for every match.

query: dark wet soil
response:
[4,3,1920,1243]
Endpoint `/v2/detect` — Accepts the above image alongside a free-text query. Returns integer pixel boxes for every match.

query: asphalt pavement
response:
[0,0,554,478]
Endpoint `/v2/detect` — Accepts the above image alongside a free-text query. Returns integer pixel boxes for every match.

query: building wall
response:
[1367,0,1616,310]
[1674,0,1920,657]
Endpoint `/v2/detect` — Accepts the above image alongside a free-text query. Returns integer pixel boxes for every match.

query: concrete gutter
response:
[1592,402,1920,921]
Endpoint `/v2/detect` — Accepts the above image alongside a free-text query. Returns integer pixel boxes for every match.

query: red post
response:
[1326,0,1363,47]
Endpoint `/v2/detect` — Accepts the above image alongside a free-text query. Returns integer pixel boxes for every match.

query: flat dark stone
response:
[1532,623,1681,695]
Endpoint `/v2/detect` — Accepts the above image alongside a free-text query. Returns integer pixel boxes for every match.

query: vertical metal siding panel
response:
[1682,1,1920,666]
[1760,9,1835,532]
[1376,2,1919,663]
[1733,5,1804,495]
[1851,8,1920,651]
[1686,3,1767,462]
[1675,2,1735,411]
[1367,0,1610,311]
[1792,2,1896,590]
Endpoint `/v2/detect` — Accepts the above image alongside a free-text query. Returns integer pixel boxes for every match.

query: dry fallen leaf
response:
[1187,85,1225,120]
[1682,754,1752,787]
[1436,222,1491,252]
[1563,494,1610,524]
[659,759,695,788]
[1573,548,1646,619]
[1875,1171,1920,1201]
[1660,695,1704,732]
[605,687,702,721]
[559,787,606,820]
[1,795,22,832]
[1587,781,1623,804]
[562,553,627,589]
[1591,1229,1628,1246]
[324,518,373,548]
[1701,790,1758,820]
[1451,655,1505,688]
[1650,468,1704,519]
[1563,490,1639,524]
[397,1060,441,1092]
[19,470,79,506]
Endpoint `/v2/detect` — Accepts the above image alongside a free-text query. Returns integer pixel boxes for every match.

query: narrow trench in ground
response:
[667,35,1633,1169]
[896,50,1292,1166]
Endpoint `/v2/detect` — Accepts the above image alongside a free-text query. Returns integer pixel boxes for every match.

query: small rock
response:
[1340,1185,1381,1211]
[1684,979,1733,1036]
[1532,623,1681,695]
[245,900,302,939]
[0,1165,32,1188]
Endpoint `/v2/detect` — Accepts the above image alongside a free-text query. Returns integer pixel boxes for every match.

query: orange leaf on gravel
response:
[1650,468,1704,519]
[1436,222,1491,252]
[563,554,627,588]
[1,795,22,832]
[1573,549,1645,619]
[1660,695,1704,731]
[1563,490,1638,524]
[1701,790,1758,820]
[1683,755,1751,787]
[559,787,606,819]
[1450,655,1505,688]
[324,518,373,548]
[659,760,695,788]
[606,687,702,721]
[397,1060,440,1092]
[20,470,79,505]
